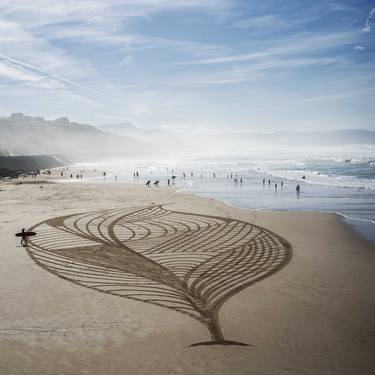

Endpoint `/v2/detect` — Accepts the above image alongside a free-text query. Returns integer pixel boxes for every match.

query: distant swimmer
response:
[60,171,63,177]
[213,173,216,179]
[200,174,203,179]
[145,180,151,187]
[302,175,306,179]
[70,174,73,178]
[183,172,186,179]
[191,172,193,177]
[275,183,277,189]
[281,181,284,187]
[263,178,265,185]
[240,177,243,184]
[296,184,301,193]
[268,179,271,186]
[167,179,170,186]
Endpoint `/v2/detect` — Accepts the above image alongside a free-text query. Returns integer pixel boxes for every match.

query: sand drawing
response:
[26,205,292,346]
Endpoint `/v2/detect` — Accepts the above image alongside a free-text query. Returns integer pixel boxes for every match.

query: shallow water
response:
[77,151,375,244]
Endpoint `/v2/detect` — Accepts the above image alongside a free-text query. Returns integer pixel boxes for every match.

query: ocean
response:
[79,146,375,244]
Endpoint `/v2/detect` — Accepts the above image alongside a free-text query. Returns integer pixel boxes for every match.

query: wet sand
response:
[0,177,374,375]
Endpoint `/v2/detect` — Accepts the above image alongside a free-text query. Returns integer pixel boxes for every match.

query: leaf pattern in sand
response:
[26,205,291,346]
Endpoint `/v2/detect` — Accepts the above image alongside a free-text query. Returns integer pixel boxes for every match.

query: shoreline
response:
[175,185,375,245]
[56,160,375,245]
[7,166,374,246]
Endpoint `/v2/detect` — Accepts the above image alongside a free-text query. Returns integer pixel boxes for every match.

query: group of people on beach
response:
[139,169,303,193]
[145,180,159,187]
[262,178,301,193]
[263,178,284,190]
[54,165,303,194]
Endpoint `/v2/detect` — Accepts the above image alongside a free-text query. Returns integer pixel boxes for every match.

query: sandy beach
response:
[0,177,374,375]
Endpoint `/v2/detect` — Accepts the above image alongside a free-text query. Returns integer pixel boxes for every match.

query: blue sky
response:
[0,0,374,132]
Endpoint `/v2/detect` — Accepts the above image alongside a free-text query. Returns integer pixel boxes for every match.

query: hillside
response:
[0,114,151,157]
[0,155,67,177]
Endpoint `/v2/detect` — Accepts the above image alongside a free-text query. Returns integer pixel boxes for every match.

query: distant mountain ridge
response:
[0,113,151,157]
[1,113,374,159]
[97,121,375,146]
[95,121,375,156]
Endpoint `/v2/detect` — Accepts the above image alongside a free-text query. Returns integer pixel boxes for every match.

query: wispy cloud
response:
[41,23,227,58]
[0,1,373,131]
[363,7,375,32]
[177,32,357,65]
[166,56,341,87]
[234,15,285,29]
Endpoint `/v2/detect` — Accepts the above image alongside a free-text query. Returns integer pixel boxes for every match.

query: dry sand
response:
[0,176,374,375]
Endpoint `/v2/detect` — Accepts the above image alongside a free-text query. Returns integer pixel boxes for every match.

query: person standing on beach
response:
[20,228,27,246]
[145,180,151,187]
[296,184,300,193]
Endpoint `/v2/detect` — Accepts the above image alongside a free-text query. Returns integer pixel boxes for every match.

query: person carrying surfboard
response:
[21,228,27,246]
[15,228,36,246]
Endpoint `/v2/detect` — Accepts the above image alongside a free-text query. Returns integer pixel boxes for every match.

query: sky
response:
[0,0,374,133]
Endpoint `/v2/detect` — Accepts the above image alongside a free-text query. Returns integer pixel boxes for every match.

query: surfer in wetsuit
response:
[20,228,27,246]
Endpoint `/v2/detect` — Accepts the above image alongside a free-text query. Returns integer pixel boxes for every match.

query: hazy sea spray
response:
[76,146,375,243]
